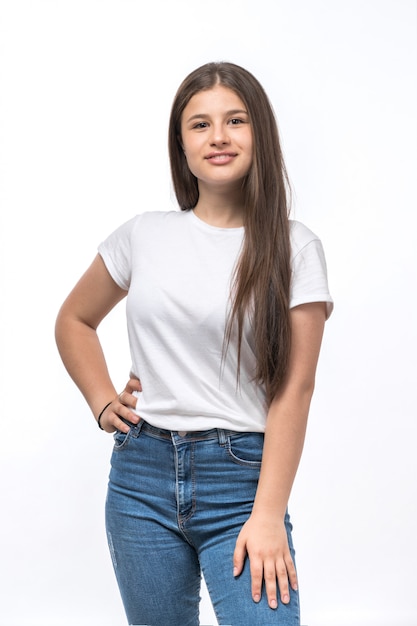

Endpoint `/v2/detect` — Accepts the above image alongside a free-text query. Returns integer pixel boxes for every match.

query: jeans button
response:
[178,431,187,437]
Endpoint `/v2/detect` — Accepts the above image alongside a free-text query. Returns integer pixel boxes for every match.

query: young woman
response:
[55,61,333,626]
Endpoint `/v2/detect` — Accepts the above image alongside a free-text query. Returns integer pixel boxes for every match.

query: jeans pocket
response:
[226,432,264,467]
[113,428,132,451]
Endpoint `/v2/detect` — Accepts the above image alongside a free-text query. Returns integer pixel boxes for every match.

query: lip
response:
[204,151,237,164]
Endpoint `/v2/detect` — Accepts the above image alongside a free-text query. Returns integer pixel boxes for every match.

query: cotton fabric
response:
[98,209,333,432]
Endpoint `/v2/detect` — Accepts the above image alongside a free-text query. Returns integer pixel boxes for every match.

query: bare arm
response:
[55,254,140,432]
[233,301,327,609]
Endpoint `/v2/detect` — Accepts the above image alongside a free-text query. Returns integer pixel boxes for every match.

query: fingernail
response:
[270,599,277,609]
[233,567,238,577]
[253,594,261,603]
[283,593,290,604]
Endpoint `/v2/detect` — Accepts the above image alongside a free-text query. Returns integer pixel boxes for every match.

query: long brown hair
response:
[168,62,292,403]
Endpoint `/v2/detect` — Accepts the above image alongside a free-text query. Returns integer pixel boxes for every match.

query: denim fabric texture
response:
[105,420,300,626]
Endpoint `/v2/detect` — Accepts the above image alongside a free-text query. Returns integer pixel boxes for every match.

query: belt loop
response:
[130,418,145,439]
[217,428,227,446]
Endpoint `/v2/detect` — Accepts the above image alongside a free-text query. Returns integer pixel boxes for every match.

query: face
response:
[180,85,253,193]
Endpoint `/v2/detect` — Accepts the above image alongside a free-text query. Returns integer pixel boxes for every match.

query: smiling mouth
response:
[205,153,237,162]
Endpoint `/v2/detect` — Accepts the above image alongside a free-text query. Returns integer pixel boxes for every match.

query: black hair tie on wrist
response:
[97,401,112,430]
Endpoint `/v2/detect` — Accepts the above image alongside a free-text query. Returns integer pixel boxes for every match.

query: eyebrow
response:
[185,109,248,123]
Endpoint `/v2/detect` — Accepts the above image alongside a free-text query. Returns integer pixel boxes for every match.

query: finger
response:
[120,385,140,413]
[285,553,298,592]
[117,392,139,423]
[263,560,278,609]
[125,377,142,394]
[110,410,139,433]
[249,557,263,603]
[276,559,291,605]
[113,414,131,433]
[233,540,247,578]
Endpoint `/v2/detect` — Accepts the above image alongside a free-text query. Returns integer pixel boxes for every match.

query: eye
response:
[192,121,208,129]
[229,118,246,125]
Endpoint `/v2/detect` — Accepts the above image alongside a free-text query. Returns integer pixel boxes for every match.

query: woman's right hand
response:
[98,377,142,433]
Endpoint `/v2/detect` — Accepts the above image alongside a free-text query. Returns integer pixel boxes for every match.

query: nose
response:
[209,123,230,146]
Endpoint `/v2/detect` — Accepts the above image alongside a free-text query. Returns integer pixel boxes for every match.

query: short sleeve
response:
[290,221,334,318]
[98,216,138,290]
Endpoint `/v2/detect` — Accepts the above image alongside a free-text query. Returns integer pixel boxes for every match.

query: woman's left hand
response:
[233,513,298,610]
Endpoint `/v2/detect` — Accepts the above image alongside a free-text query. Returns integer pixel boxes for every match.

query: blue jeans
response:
[105,420,300,626]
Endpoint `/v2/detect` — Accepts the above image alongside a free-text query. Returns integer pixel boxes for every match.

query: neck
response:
[193,188,244,228]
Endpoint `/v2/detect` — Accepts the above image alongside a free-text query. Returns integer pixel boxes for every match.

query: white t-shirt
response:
[98,209,333,432]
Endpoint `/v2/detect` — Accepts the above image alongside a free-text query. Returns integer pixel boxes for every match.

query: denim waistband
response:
[136,419,248,444]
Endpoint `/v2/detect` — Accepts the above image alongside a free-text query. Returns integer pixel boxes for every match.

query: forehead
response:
[182,85,246,118]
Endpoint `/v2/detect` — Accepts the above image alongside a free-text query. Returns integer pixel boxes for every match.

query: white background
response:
[0,1,416,625]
